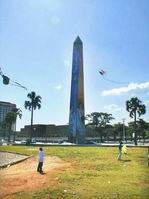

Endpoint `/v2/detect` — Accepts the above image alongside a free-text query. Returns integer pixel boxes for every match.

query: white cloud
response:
[104,104,125,113]
[50,15,60,25]
[129,93,137,98]
[55,85,62,90]
[64,59,71,68]
[145,100,149,105]
[103,104,133,125]
[101,81,149,96]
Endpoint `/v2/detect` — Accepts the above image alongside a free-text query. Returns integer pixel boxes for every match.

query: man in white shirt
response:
[37,147,44,173]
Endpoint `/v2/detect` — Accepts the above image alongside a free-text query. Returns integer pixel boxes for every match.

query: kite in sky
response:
[99,69,106,76]
[98,68,129,85]
[0,67,27,90]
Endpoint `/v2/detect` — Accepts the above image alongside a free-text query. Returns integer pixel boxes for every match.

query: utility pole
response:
[122,119,125,143]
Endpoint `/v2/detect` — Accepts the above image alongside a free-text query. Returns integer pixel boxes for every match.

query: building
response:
[20,124,69,138]
[0,101,16,130]
[17,124,98,143]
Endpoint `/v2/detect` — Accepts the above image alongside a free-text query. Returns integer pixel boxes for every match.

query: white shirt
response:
[39,151,44,162]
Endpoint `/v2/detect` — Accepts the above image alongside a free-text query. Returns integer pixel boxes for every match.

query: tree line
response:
[0,94,148,145]
[85,97,148,145]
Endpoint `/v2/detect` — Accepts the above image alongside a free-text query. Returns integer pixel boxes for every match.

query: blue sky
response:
[0,0,149,130]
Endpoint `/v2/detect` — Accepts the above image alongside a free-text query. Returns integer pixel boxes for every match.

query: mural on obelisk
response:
[69,36,86,144]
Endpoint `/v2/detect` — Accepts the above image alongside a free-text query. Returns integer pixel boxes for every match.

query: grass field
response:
[0,146,149,199]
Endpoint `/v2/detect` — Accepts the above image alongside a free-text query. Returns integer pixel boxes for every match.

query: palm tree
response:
[5,108,22,143]
[126,97,146,145]
[25,91,42,141]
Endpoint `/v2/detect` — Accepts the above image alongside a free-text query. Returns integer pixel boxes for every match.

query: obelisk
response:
[69,36,86,144]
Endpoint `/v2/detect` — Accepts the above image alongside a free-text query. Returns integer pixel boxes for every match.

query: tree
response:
[86,112,100,127]
[113,123,123,141]
[5,108,22,142]
[86,112,114,142]
[25,91,42,141]
[136,119,148,143]
[126,97,146,145]
[0,121,7,139]
[128,122,135,141]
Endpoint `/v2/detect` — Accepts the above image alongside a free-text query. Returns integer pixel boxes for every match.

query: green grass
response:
[0,146,149,199]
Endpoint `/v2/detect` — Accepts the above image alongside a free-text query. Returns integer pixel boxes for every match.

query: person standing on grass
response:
[122,144,127,154]
[37,147,44,173]
[118,141,123,160]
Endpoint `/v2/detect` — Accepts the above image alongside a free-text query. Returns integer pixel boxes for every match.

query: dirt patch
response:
[0,156,71,199]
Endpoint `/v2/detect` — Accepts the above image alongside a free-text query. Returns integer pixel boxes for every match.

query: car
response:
[21,140,27,144]
[60,141,76,145]
[86,140,99,145]
[0,139,8,145]
[14,140,22,144]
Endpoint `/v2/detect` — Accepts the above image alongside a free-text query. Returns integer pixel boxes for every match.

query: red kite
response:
[98,68,128,85]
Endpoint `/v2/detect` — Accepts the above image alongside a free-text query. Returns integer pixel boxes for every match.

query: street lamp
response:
[122,119,126,143]
[0,67,27,90]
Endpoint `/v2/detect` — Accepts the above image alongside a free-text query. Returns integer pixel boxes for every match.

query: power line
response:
[0,67,27,90]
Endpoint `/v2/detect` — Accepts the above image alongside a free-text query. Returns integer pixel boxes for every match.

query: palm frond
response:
[24,101,32,110]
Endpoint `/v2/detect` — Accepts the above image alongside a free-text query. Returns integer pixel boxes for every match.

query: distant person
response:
[37,147,44,173]
[122,144,127,154]
[118,141,123,160]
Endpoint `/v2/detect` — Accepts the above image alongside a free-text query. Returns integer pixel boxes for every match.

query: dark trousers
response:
[37,162,43,172]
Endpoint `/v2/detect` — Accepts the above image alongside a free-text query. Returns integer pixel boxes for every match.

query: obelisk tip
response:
[74,36,82,44]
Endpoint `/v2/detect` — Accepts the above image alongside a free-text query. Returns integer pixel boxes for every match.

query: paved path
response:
[0,152,28,168]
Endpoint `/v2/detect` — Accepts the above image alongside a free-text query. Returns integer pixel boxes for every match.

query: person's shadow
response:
[40,171,46,175]
[121,160,131,162]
